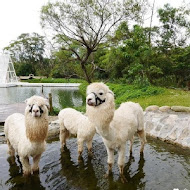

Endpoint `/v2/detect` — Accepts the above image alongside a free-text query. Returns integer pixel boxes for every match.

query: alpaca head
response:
[25,96,49,118]
[86,82,114,107]
[25,95,49,142]
[86,82,115,129]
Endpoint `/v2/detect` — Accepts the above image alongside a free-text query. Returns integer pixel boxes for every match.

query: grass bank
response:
[26,78,190,110]
[80,83,190,110]
[22,78,85,83]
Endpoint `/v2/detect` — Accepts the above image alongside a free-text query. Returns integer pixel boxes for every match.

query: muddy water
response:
[0,135,190,190]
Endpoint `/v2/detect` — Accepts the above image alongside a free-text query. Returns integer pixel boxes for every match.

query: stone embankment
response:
[1,106,190,149]
[48,105,190,149]
[144,105,190,148]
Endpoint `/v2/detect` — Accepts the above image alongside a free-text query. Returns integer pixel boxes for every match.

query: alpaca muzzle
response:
[29,104,44,117]
[87,92,105,107]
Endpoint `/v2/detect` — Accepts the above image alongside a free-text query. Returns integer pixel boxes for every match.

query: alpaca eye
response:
[99,92,103,95]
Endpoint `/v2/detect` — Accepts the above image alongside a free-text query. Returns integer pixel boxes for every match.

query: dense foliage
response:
[4,1,190,88]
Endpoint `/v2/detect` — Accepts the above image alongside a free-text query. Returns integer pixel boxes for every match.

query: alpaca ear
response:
[108,90,114,96]
[45,98,50,110]
[25,98,29,104]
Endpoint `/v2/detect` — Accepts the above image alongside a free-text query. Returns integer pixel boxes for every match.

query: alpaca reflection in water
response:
[59,144,100,190]
[6,155,45,190]
[59,136,145,188]
[107,153,146,188]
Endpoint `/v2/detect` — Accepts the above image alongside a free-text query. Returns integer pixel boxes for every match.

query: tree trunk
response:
[148,0,155,48]
[81,62,92,83]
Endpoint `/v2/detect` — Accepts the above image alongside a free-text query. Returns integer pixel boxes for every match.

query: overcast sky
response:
[0,0,188,52]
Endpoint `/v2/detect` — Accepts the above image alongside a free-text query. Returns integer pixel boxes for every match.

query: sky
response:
[0,0,188,53]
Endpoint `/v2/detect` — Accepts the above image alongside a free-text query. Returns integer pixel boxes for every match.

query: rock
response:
[159,106,171,112]
[178,127,190,141]
[171,106,190,112]
[0,135,6,144]
[0,120,60,144]
[47,120,60,140]
[145,105,159,112]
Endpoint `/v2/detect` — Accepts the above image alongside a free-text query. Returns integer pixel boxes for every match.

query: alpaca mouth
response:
[87,101,95,106]
[33,113,41,117]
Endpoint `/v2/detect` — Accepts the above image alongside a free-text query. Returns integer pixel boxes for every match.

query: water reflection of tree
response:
[57,90,73,109]
[6,156,45,190]
[57,89,84,109]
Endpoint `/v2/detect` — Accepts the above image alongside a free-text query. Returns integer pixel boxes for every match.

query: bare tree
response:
[41,0,145,83]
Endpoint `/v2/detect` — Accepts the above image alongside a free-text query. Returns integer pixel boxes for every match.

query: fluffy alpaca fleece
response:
[86,82,146,180]
[4,95,49,176]
[58,108,96,158]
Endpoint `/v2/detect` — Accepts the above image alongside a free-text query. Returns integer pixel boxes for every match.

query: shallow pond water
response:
[0,86,85,109]
[0,135,190,190]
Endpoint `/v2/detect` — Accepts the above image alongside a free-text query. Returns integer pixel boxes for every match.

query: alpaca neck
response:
[95,121,115,141]
[25,115,49,142]
[86,102,115,141]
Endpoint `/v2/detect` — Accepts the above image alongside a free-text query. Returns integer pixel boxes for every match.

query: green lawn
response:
[131,89,190,109]
[80,82,190,110]
[26,78,190,111]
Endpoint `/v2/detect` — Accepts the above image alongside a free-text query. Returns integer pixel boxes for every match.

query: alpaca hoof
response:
[88,151,93,158]
[8,151,15,157]
[140,151,144,156]
[32,167,39,174]
[23,170,31,176]
[7,156,16,165]
[78,155,82,163]
[120,174,128,183]
[60,147,65,152]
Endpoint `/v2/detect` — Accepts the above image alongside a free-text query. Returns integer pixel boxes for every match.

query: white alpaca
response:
[58,108,96,158]
[4,95,49,176]
[86,82,146,180]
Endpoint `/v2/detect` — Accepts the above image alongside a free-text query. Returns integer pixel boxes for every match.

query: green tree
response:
[155,3,190,86]
[51,49,79,78]
[4,33,46,76]
[40,0,146,83]
[99,24,157,84]
[157,4,190,52]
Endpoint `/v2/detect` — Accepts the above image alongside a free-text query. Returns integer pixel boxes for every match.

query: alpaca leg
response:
[20,156,31,176]
[86,139,93,157]
[77,139,84,160]
[60,128,69,150]
[105,147,114,177]
[118,145,127,183]
[32,154,42,173]
[137,129,147,153]
[129,136,134,154]
[7,139,15,157]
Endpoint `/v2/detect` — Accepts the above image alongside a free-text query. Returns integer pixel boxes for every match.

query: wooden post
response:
[49,93,53,114]
[41,85,44,94]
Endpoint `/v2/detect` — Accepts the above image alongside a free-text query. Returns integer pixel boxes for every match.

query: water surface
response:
[0,135,190,190]
[0,86,85,109]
